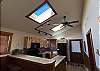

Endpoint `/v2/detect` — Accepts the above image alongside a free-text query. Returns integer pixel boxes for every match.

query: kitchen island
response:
[0,54,66,71]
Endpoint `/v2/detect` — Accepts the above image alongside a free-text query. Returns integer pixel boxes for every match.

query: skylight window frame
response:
[26,1,57,24]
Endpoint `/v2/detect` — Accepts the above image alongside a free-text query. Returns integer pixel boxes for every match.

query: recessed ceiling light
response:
[51,24,64,31]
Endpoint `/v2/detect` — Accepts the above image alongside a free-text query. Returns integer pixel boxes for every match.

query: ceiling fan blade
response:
[61,22,65,24]
[69,20,79,24]
[67,24,73,27]
[61,22,68,25]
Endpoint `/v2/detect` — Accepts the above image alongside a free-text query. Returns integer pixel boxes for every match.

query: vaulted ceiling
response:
[1,0,83,37]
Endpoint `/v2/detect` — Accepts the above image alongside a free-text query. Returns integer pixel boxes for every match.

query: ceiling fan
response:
[54,16,79,27]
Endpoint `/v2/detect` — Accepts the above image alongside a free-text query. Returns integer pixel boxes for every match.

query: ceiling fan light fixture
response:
[51,24,64,31]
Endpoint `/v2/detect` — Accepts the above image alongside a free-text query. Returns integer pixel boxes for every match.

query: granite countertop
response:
[1,54,66,67]
[0,54,10,57]
[8,54,55,64]
[52,55,66,67]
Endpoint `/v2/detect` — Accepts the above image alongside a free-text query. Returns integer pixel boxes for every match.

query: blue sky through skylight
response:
[29,2,56,23]
[34,3,49,16]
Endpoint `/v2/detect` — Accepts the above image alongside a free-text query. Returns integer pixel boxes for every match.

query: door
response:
[86,29,96,71]
[69,39,83,64]
[57,43,68,60]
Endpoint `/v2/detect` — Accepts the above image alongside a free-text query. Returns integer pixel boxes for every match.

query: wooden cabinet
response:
[47,39,57,48]
[6,56,55,71]
[0,55,67,71]
[0,31,13,55]
[24,37,32,48]
[55,58,66,71]
[0,56,7,71]
[24,36,48,48]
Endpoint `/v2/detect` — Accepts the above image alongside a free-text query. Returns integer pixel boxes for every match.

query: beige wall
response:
[1,27,28,52]
[25,36,48,48]
[82,0,100,68]
[1,27,47,52]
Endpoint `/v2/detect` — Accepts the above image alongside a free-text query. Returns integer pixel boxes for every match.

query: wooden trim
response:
[86,28,96,71]
[24,37,28,48]
[96,68,100,71]
[0,31,13,36]
[69,39,83,41]
[69,39,83,53]
[83,52,91,69]
[35,20,51,29]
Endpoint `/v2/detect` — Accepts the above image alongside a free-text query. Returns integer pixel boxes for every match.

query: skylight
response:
[26,1,57,23]
[51,24,64,32]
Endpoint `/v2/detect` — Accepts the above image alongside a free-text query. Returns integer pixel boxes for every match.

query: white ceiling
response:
[1,0,83,37]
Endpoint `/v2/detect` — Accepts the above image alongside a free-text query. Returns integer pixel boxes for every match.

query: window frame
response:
[25,1,57,24]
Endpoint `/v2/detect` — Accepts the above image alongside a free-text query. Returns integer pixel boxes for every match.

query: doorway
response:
[69,39,83,64]
[57,43,68,61]
[86,29,96,71]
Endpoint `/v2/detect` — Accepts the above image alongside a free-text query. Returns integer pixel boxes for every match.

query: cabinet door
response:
[0,36,9,54]
[0,56,7,71]
[0,31,13,55]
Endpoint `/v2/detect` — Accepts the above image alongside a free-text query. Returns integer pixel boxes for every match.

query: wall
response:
[1,27,48,52]
[24,36,48,48]
[1,27,28,52]
[82,0,100,69]
[57,39,67,43]
[54,25,82,62]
